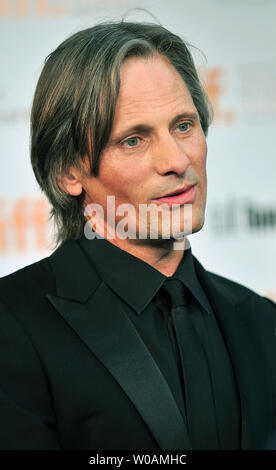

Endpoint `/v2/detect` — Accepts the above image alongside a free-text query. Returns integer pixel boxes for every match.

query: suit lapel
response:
[193,256,273,449]
[47,240,191,450]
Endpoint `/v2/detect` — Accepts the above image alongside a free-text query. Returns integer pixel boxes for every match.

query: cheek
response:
[104,159,150,194]
[197,134,207,156]
[192,137,207,171]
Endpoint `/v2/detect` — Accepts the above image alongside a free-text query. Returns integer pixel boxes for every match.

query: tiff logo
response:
[0,196,50,253]
[211,199,276,233]
[0,0,67,18]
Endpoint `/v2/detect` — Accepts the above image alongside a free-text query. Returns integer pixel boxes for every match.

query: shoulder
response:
[209,269,268,298]
[0,256,56,315]
[0,238,88,318]
[208,270,276,322]
[0,239,76,299]
[211,270,275,303]
[0,255,55,292]
[193,255,276,313]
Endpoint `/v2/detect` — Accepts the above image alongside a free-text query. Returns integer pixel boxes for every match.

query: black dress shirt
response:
[79,235,241,449]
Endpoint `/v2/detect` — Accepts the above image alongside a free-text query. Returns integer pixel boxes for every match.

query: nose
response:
[153,131,190,176]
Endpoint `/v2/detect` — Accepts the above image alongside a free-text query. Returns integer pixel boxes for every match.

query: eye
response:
[177,122,191,132]
[121,136,140,147]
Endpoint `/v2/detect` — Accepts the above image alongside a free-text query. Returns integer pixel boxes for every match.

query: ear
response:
[57,167,83,196]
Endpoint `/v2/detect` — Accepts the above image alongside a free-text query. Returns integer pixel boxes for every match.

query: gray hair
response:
[30,20,212,248]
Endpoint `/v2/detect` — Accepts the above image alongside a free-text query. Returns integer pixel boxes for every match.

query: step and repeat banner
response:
[0,0,275,300]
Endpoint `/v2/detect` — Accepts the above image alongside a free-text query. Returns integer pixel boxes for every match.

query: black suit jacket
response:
[0,238,275,450]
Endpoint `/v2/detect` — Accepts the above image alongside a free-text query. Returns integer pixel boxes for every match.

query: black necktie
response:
[161,278,219,449]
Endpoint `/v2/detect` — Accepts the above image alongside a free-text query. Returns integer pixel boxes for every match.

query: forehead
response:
[113,54,197,126]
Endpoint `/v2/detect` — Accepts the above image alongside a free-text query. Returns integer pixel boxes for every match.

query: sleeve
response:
[0,300,61,449]
[262,296,276,436]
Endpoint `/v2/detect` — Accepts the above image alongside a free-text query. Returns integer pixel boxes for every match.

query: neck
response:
[102,234,187,277]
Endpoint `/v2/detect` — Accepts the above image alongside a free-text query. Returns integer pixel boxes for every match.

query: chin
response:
[136,208,206,241]
[170,208,205,238]
[191,212,205,234]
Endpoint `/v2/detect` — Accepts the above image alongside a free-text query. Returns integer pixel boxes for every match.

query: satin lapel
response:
[193,256,273,449]
[47,281,191,450]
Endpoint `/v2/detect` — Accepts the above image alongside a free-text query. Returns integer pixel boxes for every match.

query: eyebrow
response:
[108,112,199,144]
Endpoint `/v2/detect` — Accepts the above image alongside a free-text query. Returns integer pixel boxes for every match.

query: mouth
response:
[153,184,197,205]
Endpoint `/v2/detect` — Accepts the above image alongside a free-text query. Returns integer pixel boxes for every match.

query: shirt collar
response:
[79,234,211,315]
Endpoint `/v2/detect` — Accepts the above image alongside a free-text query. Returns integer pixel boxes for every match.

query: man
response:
[0,21,275,450]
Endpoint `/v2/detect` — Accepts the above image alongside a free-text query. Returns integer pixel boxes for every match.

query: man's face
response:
[80,54,207,243]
